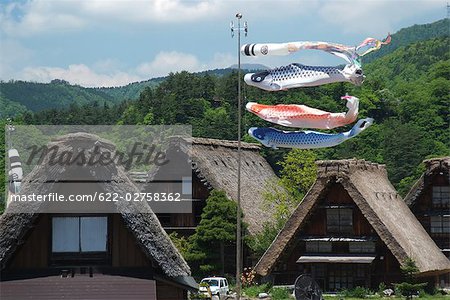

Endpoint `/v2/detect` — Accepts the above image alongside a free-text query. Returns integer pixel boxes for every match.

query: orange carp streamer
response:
[246,95,359,129]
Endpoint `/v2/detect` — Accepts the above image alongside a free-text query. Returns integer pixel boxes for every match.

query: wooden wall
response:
[7,215,49,269]
[6,214,151,269]
[156,171,209,230]
[302,183,374,236]
[412,174,448,212]
[111,214,150,267]
[411,174,450,252]
[156,281,187,300]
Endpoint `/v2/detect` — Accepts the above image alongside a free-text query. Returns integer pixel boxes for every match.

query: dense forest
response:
[1,20,449,209]
[0,66,263,114]
[0,79,117,112]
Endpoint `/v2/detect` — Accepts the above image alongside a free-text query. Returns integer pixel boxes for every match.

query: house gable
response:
[255,159,450,282]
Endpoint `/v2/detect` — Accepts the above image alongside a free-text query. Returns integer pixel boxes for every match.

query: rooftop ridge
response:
[423,156,450,170]
[169,136,261,150]
[316,159,386,177]
[49,132,116,150]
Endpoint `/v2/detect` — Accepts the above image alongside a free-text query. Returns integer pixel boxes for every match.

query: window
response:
[306,241,332,253]
[432,186,450,208]
[52,216,108,253]
[327,208,353,234]
[349,242,376,253]
[182,176,192,195]
[430,215,450,233]
[328,266,353,290]
[327,265,367,291]
[201,279,218,287]
[312,264,326,289]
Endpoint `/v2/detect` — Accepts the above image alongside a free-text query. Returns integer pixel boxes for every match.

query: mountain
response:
[1,19,448,116]
[94,66,268,100]
[95,77,165,101]
[0,95,28,118]
[0,79,117,113]
[363,18,449,63]
[229,63,269,70]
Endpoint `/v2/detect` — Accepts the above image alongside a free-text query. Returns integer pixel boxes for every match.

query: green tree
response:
[278,149,318,199]
[394,258,427,299]
[248,150,317,258]
[186,190,245,276]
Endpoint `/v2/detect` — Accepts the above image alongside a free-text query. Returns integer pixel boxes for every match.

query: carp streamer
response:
[246,95,359,129]
[242,35,388,149]
[241,34,391,66]
[244,63,364,91]
[248,118,373,149]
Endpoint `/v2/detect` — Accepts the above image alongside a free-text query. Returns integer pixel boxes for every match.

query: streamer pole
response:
[230,13,247,300]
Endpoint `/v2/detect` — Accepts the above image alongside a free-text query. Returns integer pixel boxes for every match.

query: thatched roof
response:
[255,159,450,277]
[144,136,280,235]
[0,133,191,280]
[404,156,450,207]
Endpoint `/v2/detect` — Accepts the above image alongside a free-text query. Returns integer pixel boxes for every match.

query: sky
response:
[0,0,446,87]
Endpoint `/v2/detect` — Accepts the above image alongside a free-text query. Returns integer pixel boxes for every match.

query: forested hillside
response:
[1,19,447,115]
[363,18,449,63]
[95,77,164,100]
[0,95,28,118]
[0,79,116,112]
[9,36,448,199]
[96,64,267,100]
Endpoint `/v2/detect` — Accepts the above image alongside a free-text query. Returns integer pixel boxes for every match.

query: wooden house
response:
[254,159,450,292]
[404,157,450,287]
[131,137,281,236]
[0,133,196,300]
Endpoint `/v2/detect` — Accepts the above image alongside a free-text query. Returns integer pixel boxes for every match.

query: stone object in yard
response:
[383,289,394,296]
[258,292,270,299]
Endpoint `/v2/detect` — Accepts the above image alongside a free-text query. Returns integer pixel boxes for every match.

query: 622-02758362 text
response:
[9,192,182,202]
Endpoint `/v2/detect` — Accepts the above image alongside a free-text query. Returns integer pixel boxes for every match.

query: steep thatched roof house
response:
[404,157,449,209]
[404,157,450,287]
[0,133,196,300]
[254,159,450,291]
[132,137,280,236]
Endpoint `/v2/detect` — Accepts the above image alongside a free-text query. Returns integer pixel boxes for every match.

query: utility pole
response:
[230,13,247,300]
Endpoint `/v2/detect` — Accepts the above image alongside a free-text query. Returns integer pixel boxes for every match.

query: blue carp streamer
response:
[248,118,373,149]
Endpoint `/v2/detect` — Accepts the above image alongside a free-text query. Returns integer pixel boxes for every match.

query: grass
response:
[242,283,270,297]
[270,287,293,300]
[242,285,293,299]
[323,295,450,300]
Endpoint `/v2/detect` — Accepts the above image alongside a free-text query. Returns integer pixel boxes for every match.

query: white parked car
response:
[199,277,229,299]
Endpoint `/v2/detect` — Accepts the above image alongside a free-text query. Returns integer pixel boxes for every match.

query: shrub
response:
[377,282,386,295]
[190,288,210,300]
[394,258,427,300]
[339,286,371,298]
[242,283,271,297]
[270,287,293,300]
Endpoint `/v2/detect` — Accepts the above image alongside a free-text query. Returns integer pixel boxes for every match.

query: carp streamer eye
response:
[251,71,269,82]
[360,121,367,128]
[355,69,363,75]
